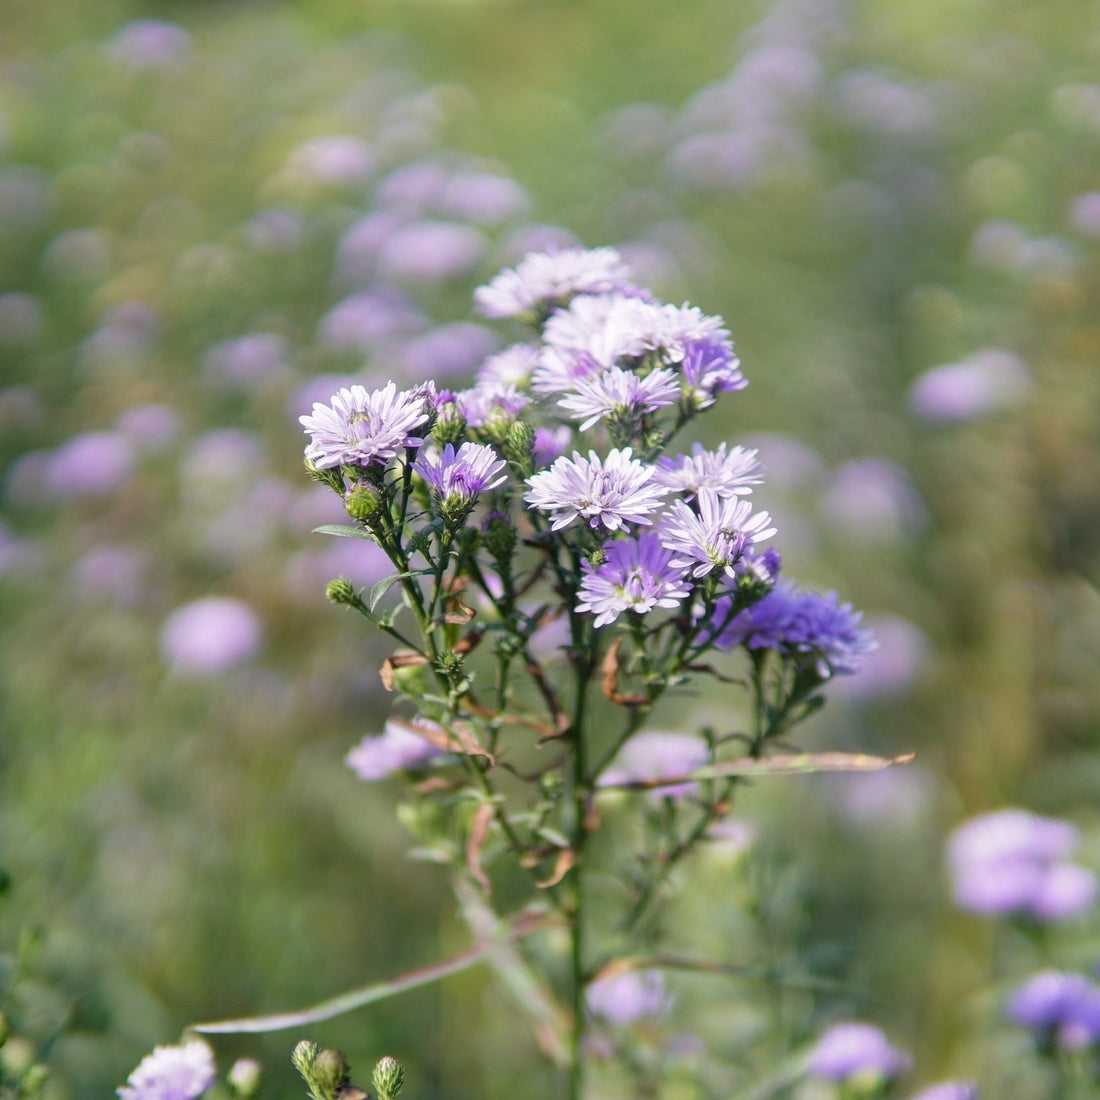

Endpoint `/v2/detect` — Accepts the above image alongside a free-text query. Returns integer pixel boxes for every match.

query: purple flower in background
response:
[438,172,529,224]
[558,365,680,431]
[415,443,507,513]
[401,323,499,378]
[711,581,875,677]
[475,246,632,321]
[821,457,927,543]
[300,382,429,470]
[655,443,764,498]
[379,220,487,282]
[46,432,136,497]
[106,20,191,71]
[597,731,710,800]
[346,718,446,780]
[0,292,42,346]
[660,488,776,579]
[586,969,673,1024]
[1006,970,1100,1050]
[909,349,1032,423]
[456,382,530,429]
[71,545,149,605]
[1069,191,1100,238]
[806,1022,911,1084]
[160,597,263,675]
[476,343,540,387]
[532,426,571,469]
[576,532,692,627]
[317,290,425,351]
[948,809,1097,922]
[117,1039,214,1100]
[115,404,182,454]
[908,1082,978,1100]
[288,136,375,186]
[203,334,288,389]
[524,448,668,532]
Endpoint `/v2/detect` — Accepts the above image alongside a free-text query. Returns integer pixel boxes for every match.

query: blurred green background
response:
[2,0,1100,1097]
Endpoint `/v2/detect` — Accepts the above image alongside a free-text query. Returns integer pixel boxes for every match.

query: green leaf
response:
[312,524,375,540]
[368,574,405,613]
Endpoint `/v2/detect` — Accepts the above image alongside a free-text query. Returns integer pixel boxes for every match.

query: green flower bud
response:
[503,420,535,475]
[291,1040,320,1083]
[345,483,384,523]
[484,513,517,566]
[371,1056,406,1100]
[311,1047,351,1100]
[228,1057,262,1098]
[325,577,358,607]
[434,651,464,680]
[305,459,345,495]
[431,404,467,448]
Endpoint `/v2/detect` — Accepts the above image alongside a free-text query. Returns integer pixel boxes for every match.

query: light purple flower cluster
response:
[415,442,507,519]
[1006,970,1100,1051]
[346,718,446,781]
[947,809,1097,922]
[586,968,673,1025]
[806,1022,912,1084]
[597,730,710,801]
[117,1040,215,1100]
[576,533,692,627]
[710,579,876,677]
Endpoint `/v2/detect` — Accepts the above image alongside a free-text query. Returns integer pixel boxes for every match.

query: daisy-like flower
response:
[300,382,429,469]
[474,247,632,321]
[475,342,541,387]
[711,580,876,677]
[455,381,530,429]
[346,717,447,781]
[680,337,746,408]
[558,366,680,431]
[118,1040,216,1100]
[576,532,692,627]
[660,487,776,579]
[415,442,507,520]
[523,448,668,532]
[656,442,764,498]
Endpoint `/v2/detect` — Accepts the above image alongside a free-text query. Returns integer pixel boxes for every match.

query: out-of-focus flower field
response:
[2,0,1100,1097]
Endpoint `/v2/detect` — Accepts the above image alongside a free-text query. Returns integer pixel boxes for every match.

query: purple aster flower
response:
[115,404,182,454]
[1007,970,1100,1050]
[586,969,673,1025]
[415,442,507,517]
[909,350,1032,423]
[300,382,429,470]
[558,366,680,431]
[106,20,192,71]
[46,431,136,498]
[379,220,488,283]
[474,247,633,321]
[476,343,540,387]
[203,333,288,390]
[806,1022,912,1084]
[660,488,776,579]
[597,731,710,800]
[438,172,529,224]
[455,382,531,429]
[160,597,263,675]
[287,135,375,186]
[402,323,499,378]
[680,337,746,408]
[710,580,875,677]
[533,426,571,469]
[655,443,764,498]
[346,718,446,780]
[948,809,1097,922]
[117,1039,215,1100]
[908,1082,978,1100]
[523,448,668,532]
[576,532,692,627]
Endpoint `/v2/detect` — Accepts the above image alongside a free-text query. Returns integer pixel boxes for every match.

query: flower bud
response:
[325,577,358,607]
[311,1047,351,1099]
[371,1056,406,1099]
[291,1040,320,1082]
[484,512,517,566]
[345,483,384,523]
[503,420,535,474]
[431,402,467,448]
[305,459,345,495]
[228,1057,262,1098]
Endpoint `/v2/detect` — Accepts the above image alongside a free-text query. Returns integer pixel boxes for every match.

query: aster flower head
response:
[660,488,777,579]
[558,365,680,433]
[476,342,541,387]
[656,442,765,498]
[118,1040,216,1100]
[586,969,673,1025]
[455,381,530,431]
[415,442,508,523]
[300,382,429,470]
[474,247,633,321]
[576,532,692,627]
[806,1022,912,1085]
[908,1083,979,1100]
[523,447,668,532]
[1006,970,1100,1050]
[597,730,710,800]
[346,718,447,781]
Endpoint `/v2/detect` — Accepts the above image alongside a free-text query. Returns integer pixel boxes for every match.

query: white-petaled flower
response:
[414,441,508,515]
[558,366,680,431]
[660,487,776,578]
[455,381,530,428]
[300,382,429,469]
[118,1040,216,1100]
[475,342,541,387]
[474,247,632,320]
[655,442,764,498]
[576,532,692,626]
[523,448,668,532]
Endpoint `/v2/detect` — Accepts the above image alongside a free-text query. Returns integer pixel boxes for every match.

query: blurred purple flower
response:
[181,430,266,495]
[532,425,571,469]
[908,1082,978,1100]
[586,969,672,1025]
[401,323,499,378]
[948,808,1097,921]
[1069,191,1100,238]
[46,432,136,497]
[437,172,529,224]
[806,1022,912,1083]
[106,20,192,71]
[317,290,426,351]
[1007,970,1100,1050]
[71,545,149,605]
[203,334,288,390]
[245,207,304,253]
[476,343,540,388]
[160,597,263,675]
[346,718,446,780]
[0,520,39,579]
[909,350,1032,423]
[821,458,927,543]
[115,404,182,454]
[118,1039,214,1100]
[597,731,709,801]
[288,136,375,186]
[378,220,487,282]
[830,615,930,702]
